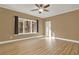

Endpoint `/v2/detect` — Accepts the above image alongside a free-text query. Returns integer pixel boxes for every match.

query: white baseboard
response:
[1,36,79,45]
[51,37,79,44]
[0,35,44,45]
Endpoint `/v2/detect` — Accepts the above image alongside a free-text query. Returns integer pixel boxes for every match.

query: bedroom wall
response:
[46,10,79,40]
[0,7,45,41]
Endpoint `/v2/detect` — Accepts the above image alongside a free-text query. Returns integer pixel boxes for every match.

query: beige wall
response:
[0,7,79,41]
[0,7,45,41]
[46,10,79,40]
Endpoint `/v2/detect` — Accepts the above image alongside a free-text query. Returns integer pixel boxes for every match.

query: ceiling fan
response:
[31,4,50,14]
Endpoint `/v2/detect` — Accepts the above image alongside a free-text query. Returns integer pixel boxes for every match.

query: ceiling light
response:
[31,4,50,14]
[39,8,43,12]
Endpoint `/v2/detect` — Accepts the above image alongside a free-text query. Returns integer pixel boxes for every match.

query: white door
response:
[45,21,51,37]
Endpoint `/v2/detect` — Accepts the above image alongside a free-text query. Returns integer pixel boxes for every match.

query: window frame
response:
[18,18,38,35]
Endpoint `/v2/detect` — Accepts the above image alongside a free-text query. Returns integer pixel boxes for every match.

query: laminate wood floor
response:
[0,37,79,55]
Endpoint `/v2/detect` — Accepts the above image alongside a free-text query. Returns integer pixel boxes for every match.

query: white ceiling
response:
[0,4,79,18]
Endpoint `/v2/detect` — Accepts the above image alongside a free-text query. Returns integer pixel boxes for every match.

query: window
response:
[18,22,23,33]
[18,18,38,35]
[32,21,37,33]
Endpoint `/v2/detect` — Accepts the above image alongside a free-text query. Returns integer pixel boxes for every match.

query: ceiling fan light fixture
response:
[39,8,43,12]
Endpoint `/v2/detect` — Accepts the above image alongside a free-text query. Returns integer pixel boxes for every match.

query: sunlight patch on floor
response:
[45,36,56,49]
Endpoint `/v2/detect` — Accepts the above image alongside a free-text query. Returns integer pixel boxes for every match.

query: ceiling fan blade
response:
[44,4,50,8]
[35,4,40,8]
[40,4,43,7]
[44,9,49,12]
[31,9,38,11]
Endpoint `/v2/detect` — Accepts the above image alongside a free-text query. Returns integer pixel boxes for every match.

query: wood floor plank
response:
[0,38,79,55]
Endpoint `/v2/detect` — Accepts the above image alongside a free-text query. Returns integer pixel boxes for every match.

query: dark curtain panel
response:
[37,20,39,32]
[14,16,18,34]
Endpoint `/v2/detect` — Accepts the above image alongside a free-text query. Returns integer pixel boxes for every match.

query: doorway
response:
[45,21,51,37]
